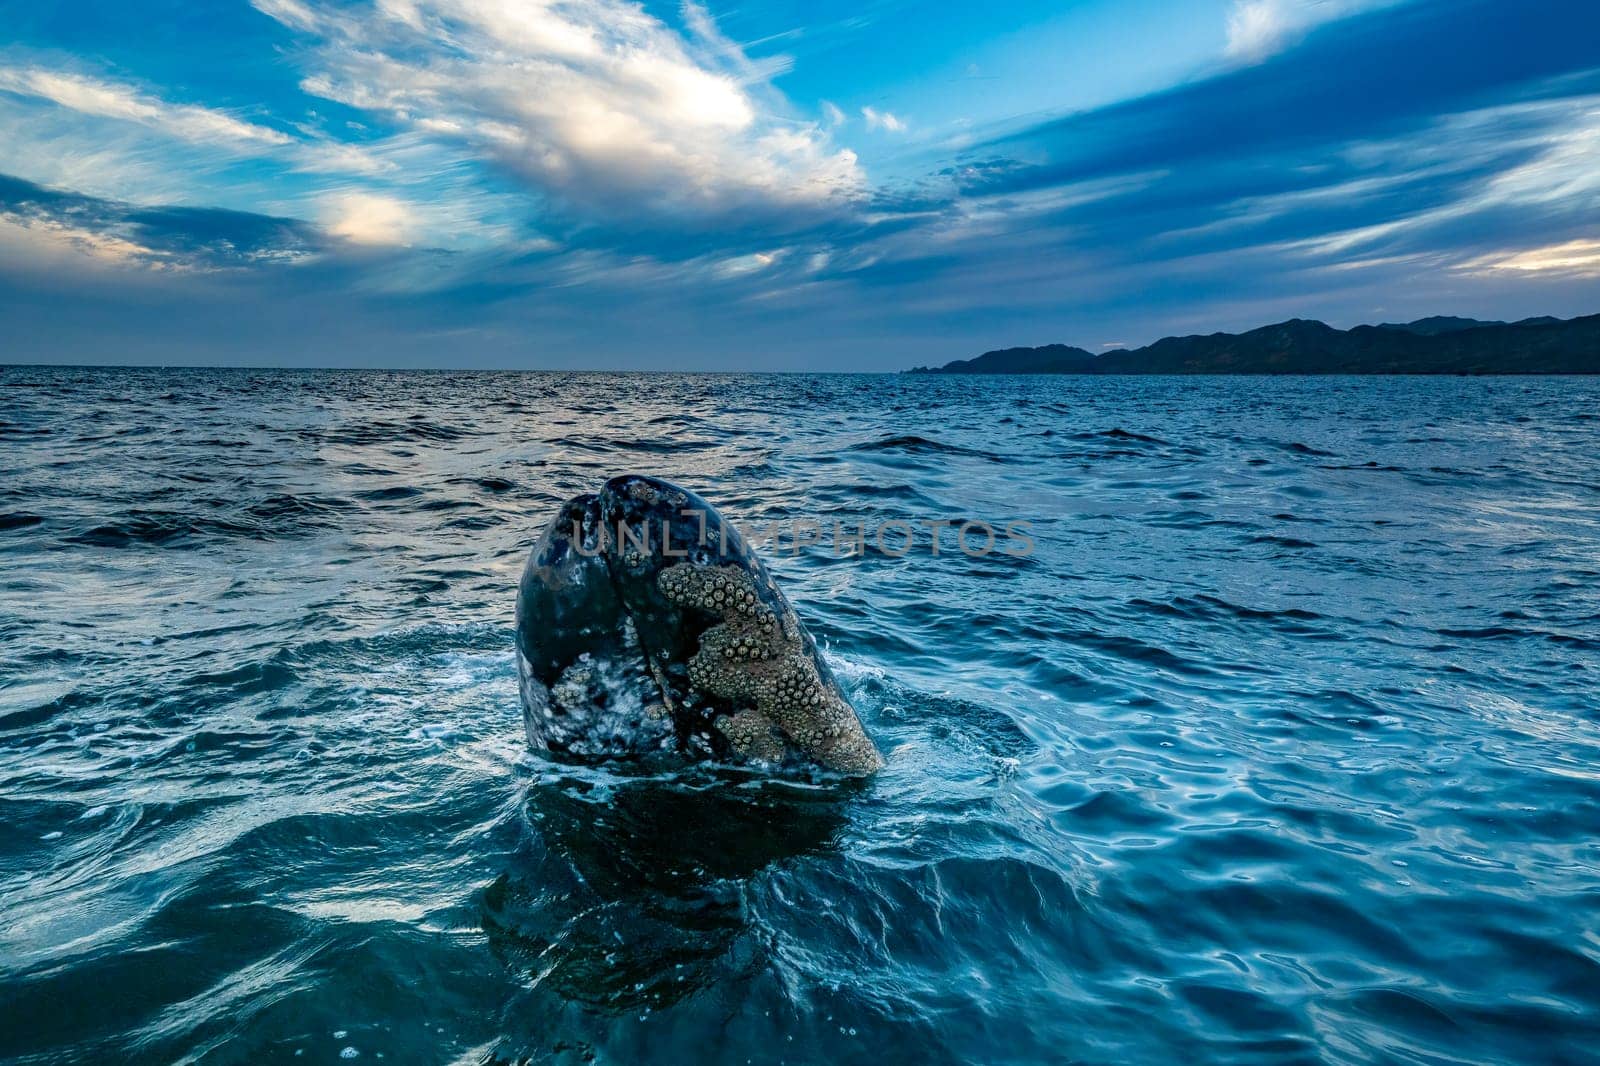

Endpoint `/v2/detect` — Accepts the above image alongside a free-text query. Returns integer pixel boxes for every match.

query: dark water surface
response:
[3,367,1599,1064]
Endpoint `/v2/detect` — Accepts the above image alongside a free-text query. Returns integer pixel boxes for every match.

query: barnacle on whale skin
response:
[714,707,788,763]
[658,562,884,775]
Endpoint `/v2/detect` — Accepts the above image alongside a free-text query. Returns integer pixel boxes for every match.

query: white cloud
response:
[293,139,396,176]
[712,248,785,279]
[251,0,324,32]
[1472,103,1600,208]
[1224,0,1384,63]
[0,62,397,180]
[821,100,846,127]
[314,179,531,253]
[0,65,291,147]
[254,0,864,222]
[321,191,416,245]
[1255,97,1600,273]
[679,0,794,85]
[0,100,196,204]
[861,106,906,133]
[1460,239,1600,278]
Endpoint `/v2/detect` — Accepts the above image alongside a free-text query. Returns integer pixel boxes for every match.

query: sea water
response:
[2,367,1598,1063]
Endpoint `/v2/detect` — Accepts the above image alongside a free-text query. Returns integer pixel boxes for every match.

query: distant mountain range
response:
[908,313,1599,375]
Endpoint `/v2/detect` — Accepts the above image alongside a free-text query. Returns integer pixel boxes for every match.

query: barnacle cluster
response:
[550,655,598,715]
[657,563,884,774]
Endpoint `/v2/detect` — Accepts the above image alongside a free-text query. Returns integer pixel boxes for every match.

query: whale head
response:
[515,475,883,775]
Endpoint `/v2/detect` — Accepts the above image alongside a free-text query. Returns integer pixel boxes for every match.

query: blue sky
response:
[1,0,1597,368]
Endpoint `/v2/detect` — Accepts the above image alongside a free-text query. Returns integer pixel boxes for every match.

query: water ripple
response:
[2,368,1599,1063]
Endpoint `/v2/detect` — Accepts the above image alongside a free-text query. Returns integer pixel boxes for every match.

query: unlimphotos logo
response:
[573,512,1035,560]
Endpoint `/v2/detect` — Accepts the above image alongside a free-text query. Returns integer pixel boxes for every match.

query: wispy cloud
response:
[0,173,324,272]
[254,0,864,226]
[320,190,416,246]
[1461,238,1600,277]
[981,0,1600,196]
[861,105,907,133]
[1225,0,1389,62]
[5,0,1600,368]
[0,65,290,146]
[0,61,399,180]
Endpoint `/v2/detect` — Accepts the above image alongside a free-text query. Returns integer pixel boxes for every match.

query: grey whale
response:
[515,474,883,775]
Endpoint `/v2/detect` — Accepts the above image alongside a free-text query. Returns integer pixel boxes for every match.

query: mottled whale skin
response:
[515,475,883,775]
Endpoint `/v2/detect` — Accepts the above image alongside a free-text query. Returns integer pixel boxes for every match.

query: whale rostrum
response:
[515,475,884,775]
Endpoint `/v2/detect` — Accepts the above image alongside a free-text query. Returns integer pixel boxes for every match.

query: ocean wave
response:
[4,368,1600,1063]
